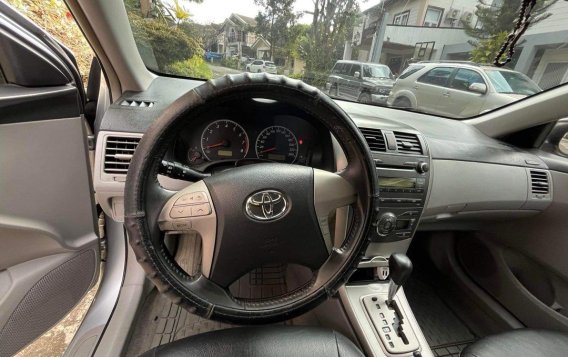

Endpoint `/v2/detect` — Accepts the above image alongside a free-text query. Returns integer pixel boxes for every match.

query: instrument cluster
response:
[173,114,326,170]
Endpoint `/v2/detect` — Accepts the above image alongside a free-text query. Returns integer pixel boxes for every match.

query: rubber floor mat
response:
[404,277,476,350]
[125,235,288,356]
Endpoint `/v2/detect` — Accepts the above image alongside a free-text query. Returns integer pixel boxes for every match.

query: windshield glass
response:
[363,65,391,79]
[124,0,568,119]
[485,70,542,95]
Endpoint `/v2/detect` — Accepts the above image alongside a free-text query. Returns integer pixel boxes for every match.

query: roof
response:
[232,13,257,27]
[251,36,270,49]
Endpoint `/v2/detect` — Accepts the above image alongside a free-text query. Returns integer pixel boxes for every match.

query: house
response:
[251,37,271,60]
[347,0,478,74]
[217,13,258,58]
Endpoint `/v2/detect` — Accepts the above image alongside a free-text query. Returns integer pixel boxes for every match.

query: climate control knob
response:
[376,213,397,237]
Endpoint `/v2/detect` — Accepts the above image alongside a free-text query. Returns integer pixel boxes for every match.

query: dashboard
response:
[93,76,554,259]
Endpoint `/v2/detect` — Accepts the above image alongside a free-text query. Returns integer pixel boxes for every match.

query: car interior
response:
[2,0,568,356]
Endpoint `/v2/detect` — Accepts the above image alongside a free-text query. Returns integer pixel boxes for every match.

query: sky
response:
[186,0,318,25]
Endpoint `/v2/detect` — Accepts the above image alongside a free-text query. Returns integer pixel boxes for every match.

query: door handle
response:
[413,85,419,90]
[442,92,450,97]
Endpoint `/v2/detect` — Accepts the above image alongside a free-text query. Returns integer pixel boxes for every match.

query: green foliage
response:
[463,0,557,40]
[221,56,240,69]
[254,0,297,61]
[287,72,303,80]
[126,1,204,71]
[302,0,359,77]
[470,32,509,63]
[166,55,213,79]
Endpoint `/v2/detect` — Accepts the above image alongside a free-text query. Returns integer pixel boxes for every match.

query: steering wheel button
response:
[170,206,192,218]
[173,221,192,230]
[191,203,211,216]
[175,192,208,206]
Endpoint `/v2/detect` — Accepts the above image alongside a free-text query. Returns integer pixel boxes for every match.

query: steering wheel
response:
[125,74,377,324]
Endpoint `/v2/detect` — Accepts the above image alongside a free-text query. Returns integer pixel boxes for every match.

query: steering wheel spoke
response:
[313,169,357,251]
[158,180,218,278]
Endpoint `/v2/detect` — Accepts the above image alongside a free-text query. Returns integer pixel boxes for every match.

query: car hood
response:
[364,77,394,87]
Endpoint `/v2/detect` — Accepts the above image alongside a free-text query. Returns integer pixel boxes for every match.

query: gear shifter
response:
[387,253,413,305]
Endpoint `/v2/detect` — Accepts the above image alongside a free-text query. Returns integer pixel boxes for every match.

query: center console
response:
[358,128,431,267]
[339,128,433,357]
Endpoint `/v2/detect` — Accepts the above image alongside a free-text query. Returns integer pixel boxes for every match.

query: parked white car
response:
[387,61,542,118]
[247,60,277,74]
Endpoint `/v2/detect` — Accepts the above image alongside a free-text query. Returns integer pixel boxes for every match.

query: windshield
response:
[124,0,568,119]
[485,70,542,95]
[363,65,391,79]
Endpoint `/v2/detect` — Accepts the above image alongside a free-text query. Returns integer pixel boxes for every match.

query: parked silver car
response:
[387,61,542,118]
[326,60,395,104]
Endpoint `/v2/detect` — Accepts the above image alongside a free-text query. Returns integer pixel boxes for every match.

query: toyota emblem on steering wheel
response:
[245,190,288,221]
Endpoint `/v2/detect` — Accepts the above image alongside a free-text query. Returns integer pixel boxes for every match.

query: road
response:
[207,63,243,77]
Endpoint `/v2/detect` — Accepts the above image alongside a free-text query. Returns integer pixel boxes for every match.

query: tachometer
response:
[201,120,249,161]
[255,126,298,163]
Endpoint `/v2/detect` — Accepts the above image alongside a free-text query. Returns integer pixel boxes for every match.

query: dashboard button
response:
[170,206,192,218]
[191,203,211,216]
[175,192,208,206]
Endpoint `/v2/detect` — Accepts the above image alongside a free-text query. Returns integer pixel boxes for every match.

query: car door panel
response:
[414,67,454,115]
[0,3,99,355]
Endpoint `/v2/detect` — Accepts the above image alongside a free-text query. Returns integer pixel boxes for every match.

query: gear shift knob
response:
[387,253,413,304]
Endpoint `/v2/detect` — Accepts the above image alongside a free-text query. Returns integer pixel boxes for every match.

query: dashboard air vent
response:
[394,131,423,154]
[104,136,141,174]
[119,99,155,108]
[360,128,386,152]
[529,170,550,195]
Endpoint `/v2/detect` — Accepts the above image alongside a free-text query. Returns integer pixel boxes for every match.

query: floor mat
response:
[125,235,290,356]
[405,277,476,355]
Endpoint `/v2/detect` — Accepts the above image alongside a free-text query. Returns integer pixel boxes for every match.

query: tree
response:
[464,0,557,65]
[464,0,556,40]
[301,0,359,85]
[254,0,297,61]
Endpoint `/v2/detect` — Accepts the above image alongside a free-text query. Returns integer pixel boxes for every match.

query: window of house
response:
[450,69,485,91]
[393,10,410,25]
[423,6,444,27]
[418,67,454,86]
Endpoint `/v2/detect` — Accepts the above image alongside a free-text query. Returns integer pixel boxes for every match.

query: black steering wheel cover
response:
[125,73,378,323]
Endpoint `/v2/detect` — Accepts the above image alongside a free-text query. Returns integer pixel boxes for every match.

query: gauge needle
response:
[206,141,227,149]
[260,147,277,153]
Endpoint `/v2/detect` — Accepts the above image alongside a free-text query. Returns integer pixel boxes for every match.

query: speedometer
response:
[255,126,298,163]
[201,120,249,161]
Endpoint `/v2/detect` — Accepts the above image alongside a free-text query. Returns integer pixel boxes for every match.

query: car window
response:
[122,0,568,119]
[398,65,425,80]
[363,65,391,79]
[349,64,361,77]
[417,67,454,87]
[253,60,262,65]
[450,69,485,91]
[333,63,345,74]
[266,61,275,66]
[340,64,352,75]
[485,70,542,95]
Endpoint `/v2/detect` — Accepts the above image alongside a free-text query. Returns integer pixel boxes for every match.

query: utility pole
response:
[369,12,388,63]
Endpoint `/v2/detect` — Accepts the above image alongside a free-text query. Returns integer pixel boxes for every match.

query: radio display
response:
[379,177,416,188]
